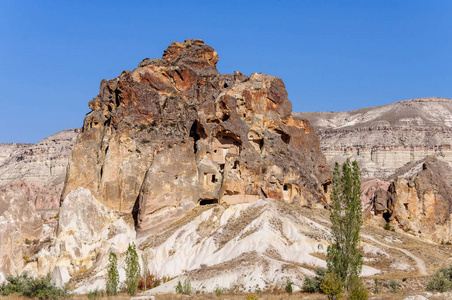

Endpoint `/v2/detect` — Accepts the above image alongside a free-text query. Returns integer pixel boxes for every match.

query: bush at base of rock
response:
[320,272,343,300]
[175,277,191,295]
[302,267,327,293]
[388,279,400,293]
[347,277,369,300]
[426,265,452,293]
[138,272,160,290]
[0,273,71,300]
[285,278,293,295]
[86,288,103,300]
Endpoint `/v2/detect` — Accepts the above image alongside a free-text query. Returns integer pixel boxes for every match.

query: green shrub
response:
[125,243,141,296]
[426,270,452,292]
[245,293,258,300]
[302,267,327,293]
[0,273,70,300]
[388,279,400,293]
[182,277,191,295]
[175,277,191,295]
[372,278,380,294]
[347,277,369,300]
[320,272,343,300]
[214,285,223,296]
[302,276,319,293]
[86,288,103,300]
[106,252,119,296]
[175,280,182,294]
[383,222,392,231]
[285,278,293,295]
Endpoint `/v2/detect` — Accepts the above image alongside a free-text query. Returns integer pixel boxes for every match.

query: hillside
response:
[295,97,452,178]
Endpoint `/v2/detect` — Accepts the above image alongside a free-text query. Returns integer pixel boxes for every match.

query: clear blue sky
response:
[1,1,451,143]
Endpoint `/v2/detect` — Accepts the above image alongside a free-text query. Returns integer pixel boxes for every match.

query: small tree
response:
[106,252,119,296]
[320,272,343,300]
[175,277,191,295]
[327,159,363,289]
[125,243,141,296]
[285,278,293,295]
[348,276,369,300]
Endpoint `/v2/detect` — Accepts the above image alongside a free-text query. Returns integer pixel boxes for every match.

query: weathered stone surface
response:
[0,187,43,281]
[361,178,390,212]
[371,157,452,242]
[296,98,452,178]
[0,129,79,282]
[33,187,135,283]
[62,39,331,234]
[0,129,79,210]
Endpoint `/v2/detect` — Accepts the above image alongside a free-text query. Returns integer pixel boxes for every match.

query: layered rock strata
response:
[62,39,331,234]
[0,129,79,210]
[295,98,452,178]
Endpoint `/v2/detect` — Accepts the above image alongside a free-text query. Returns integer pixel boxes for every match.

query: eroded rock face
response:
[0,187,43,281]
[30,188,136,286]
[62,39,330,234]
[0,129,79,281]
[371,157,452,242]
[0,129,80,210]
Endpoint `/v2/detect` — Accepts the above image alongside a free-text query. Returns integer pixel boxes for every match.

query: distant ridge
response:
[295,97,452,178]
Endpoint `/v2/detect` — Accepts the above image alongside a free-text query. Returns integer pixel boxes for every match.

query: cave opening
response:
[275,129,290,145]
[132,195,141,229]
[382,211,391,223]
[199,199,218,206]
[189,120,206,154]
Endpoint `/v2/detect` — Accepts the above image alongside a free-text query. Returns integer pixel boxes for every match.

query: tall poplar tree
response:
[327,158,363,289]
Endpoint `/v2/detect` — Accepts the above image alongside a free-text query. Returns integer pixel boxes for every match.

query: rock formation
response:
[295,98,452,178]
[62,39,331,235]
[371,157,452,242]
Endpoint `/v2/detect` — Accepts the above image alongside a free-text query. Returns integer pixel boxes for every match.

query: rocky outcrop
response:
[295,98,452,178]
[62,39,331,234]
[370,157,452,242]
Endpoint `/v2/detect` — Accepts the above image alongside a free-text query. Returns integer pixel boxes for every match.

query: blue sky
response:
[1,1,451,143]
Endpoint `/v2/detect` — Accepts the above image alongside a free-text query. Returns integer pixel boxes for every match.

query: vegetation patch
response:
[0,273,71,300]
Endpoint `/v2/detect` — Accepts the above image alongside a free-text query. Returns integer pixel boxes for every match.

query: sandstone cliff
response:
[62,39,331,235]
[295,98,452,178]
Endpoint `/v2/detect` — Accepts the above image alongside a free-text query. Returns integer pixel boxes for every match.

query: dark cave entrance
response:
[199,199,219,206]
[189,120,206,154]
[132,195,141,229]
[382,211,391,223]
